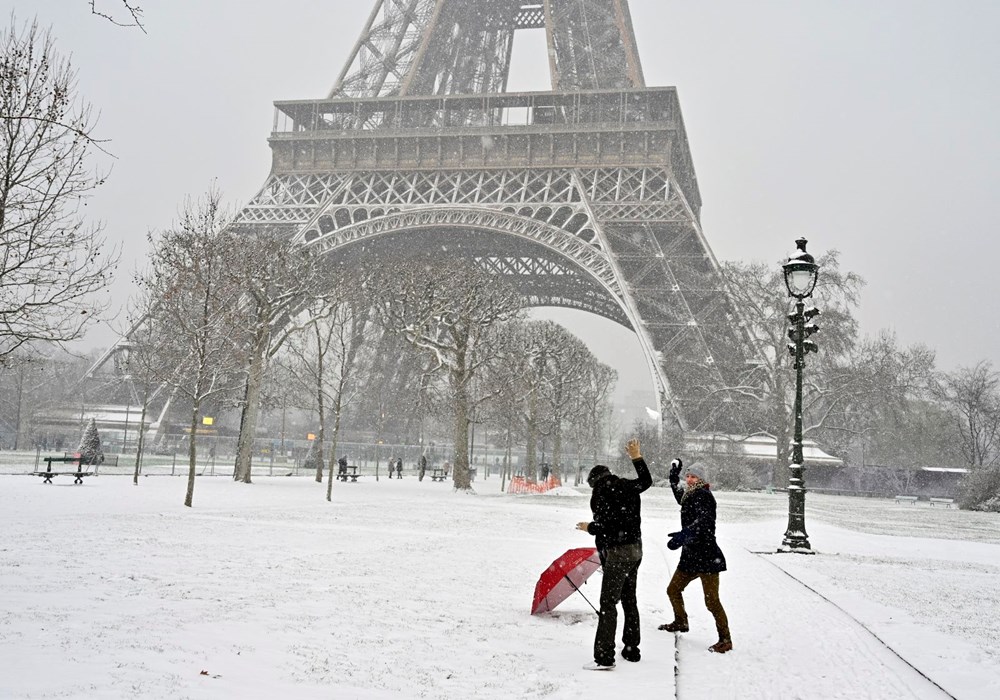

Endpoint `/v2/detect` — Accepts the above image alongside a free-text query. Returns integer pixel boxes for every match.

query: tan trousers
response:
[667,569,731,642]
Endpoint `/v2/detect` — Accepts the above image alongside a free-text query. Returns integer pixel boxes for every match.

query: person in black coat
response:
[659,458,732,653]
[576,438,653,670]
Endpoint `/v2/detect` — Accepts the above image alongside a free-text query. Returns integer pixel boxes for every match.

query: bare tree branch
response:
[89,1,146,34]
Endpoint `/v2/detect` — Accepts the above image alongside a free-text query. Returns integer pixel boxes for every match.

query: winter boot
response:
[657,621,689,633]
[709,639,733,654]
[582,661,615,671]
[621,646,641,662]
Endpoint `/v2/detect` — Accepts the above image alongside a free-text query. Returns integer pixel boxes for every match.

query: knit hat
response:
[685,467,707,483]
[587,465,611,488]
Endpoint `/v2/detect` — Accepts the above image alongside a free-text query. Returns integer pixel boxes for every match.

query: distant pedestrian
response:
[576,438,652,670]
[418,454,427,482]
[659,458,732,654]
[338,455,348,476]
[394,457,403,479]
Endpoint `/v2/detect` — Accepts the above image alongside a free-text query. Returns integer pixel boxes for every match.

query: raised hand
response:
[625,438,641,460]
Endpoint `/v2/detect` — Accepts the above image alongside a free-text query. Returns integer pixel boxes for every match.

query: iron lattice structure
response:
[91,0,758,431]
[229,0,758,431]
[330,0,644,98]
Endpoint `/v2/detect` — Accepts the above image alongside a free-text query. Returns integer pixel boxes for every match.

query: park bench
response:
[929,497,955,508]
[430,468,448,482]
[336,465,361,482]
[894,495,919,505]
[33,456,94,484]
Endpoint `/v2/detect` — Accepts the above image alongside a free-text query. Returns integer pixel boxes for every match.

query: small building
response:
[33,404,149,452]
[685,433,842,466]
[679,433,842,490]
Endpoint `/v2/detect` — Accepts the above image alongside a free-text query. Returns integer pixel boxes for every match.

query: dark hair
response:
[587,465,610,488]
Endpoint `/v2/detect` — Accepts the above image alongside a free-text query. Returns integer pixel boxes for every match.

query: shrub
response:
[959,467,1000,511]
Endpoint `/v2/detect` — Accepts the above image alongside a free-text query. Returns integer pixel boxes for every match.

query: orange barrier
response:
[507,475,562,494]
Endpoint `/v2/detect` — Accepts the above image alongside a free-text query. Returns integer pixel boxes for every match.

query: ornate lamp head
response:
[783,238,820,299]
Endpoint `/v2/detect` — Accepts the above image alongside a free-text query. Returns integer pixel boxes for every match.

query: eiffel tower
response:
[102,0,758,432]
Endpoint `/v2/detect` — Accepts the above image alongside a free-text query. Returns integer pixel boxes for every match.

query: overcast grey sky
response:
[6,0,1000,402]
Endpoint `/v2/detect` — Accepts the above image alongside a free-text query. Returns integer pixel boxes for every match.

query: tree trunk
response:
[325,396,344,502]
[234,332,269,484]
[551,415,563,482]
[13,367,25,450]
[451,369,472,491]
[501,424,512,492]
[315,392,326,483]
[133,401,148,486]
[185,401,200,507]
[525,387,538,481]
[314,331,327,483]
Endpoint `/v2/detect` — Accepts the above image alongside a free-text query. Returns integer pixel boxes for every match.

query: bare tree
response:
[10,350,100,448]
[476,325,531,491]
[816,332,939,468]
[0,350,44,448]
[719,252,864,484]
[372,258,523,492]
[476,319,617,487]
[349,321,430,476]
[137,189,245,507]
[0,18,118,364]
[227,230,328,484]
[537,325,593,481]
[121,301,176,485]
[934,361,1000,469]
[502,320,580,481]
[278,277,370,499]
[572,359,618,479]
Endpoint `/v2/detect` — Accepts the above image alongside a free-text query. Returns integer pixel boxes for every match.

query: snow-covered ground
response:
[1,474,998,699]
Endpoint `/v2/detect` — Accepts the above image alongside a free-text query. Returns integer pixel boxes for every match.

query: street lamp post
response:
[780,238,820,554]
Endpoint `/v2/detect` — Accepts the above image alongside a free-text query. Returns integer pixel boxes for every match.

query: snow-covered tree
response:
[718,251,863,484]
[372,258,524,492]
[77,417,104,466]
[301,437,322,473]
[136,188,246,507]
[226,228,328,485]
[817,332,941,468]
[934,361,1000,510]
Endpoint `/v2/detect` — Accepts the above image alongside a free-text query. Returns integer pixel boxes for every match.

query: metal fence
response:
[0,440,616,483]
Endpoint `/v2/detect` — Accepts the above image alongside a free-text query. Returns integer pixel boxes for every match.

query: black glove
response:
[667,529,691,550]
[669,458,683,476]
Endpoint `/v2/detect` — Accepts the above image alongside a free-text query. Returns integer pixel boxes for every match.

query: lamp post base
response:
[777,536,815,554]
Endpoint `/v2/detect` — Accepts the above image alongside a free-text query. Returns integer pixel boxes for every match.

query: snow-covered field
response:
[1,474,998,699]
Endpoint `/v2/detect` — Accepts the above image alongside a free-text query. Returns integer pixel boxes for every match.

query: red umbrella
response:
[531,547,601,615]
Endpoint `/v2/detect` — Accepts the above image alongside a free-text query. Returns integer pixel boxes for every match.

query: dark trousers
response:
[594,552,642,665]
[667,569,731,642]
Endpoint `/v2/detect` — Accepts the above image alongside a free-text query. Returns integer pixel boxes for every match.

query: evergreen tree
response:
[302,438,321,473]
[77,418,104,465]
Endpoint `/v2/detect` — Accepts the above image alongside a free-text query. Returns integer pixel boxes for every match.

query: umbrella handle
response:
[563,573,600,616]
